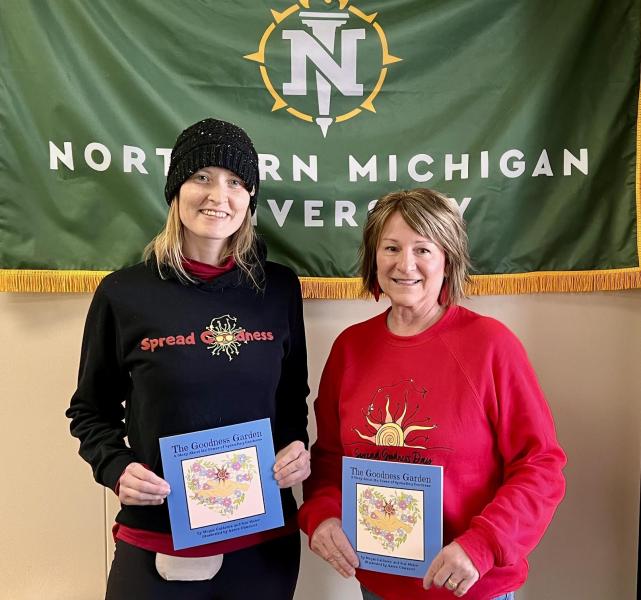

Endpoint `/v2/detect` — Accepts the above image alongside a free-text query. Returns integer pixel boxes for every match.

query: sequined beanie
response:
[164,118,260,214]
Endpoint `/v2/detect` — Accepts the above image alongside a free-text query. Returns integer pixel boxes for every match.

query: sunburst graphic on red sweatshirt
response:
[353,379,437,449]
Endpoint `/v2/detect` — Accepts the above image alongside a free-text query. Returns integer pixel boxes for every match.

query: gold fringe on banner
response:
[467,269,641,296]
[2,269,641,297]
[0,270,111,293]
[299,277,363,299]
[301,270,641,299]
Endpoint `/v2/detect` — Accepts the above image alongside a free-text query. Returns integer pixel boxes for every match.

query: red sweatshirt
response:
[298,305,566,600]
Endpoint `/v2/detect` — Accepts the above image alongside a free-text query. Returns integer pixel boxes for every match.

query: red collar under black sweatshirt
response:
[67,256,309,535]
[298,305,566,600]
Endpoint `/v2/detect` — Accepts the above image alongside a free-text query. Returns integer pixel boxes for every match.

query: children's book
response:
[342,456,443,577]
[159,418,283,550]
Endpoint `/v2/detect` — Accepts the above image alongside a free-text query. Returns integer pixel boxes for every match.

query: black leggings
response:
[106,532,301,600]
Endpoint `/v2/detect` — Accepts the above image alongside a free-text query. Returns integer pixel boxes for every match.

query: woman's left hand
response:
[423,541,479,597]
[273,440,310,488]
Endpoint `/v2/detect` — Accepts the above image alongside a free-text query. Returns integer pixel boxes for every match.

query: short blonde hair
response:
[143,196,263,289]
[360,188,471,306]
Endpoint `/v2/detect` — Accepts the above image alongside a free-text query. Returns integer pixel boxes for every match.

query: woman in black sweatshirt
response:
[67,118,310,599]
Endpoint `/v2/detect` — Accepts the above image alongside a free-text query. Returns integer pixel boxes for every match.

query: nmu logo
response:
[245,0,401,137]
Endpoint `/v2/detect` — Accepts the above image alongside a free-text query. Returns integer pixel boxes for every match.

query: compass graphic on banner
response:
[244,0,401,137]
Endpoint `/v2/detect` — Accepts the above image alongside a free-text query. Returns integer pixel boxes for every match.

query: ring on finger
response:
[445,577,459,590]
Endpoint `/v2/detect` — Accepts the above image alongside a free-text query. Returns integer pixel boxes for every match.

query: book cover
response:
[342,456,443,578]
[159,418,284,550]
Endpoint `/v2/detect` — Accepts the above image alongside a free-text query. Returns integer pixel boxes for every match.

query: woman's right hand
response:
[310,517,359,578]
[118,462,171,506]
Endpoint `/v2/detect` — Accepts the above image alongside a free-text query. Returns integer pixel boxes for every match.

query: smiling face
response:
[376,211,446,312]
[178,166,251,264]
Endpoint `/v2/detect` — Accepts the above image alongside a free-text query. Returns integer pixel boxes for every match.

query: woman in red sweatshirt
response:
[298,188,566,600]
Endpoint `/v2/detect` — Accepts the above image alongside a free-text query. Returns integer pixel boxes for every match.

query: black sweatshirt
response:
[67,257,309,533]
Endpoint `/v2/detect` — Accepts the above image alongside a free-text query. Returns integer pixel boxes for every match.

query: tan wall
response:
[1,291,639,599]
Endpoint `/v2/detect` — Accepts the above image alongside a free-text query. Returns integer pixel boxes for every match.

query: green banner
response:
[1,0,639,296]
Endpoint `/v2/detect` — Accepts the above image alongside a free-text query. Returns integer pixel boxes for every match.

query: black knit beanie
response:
[164,118,260,214]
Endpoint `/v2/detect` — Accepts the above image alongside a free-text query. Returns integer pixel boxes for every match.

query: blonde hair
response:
[143,197,263,289]
[360,188,471,306]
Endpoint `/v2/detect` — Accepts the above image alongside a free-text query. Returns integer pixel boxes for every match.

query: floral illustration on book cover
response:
[356,484,424,561]
[182,447,265,528]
